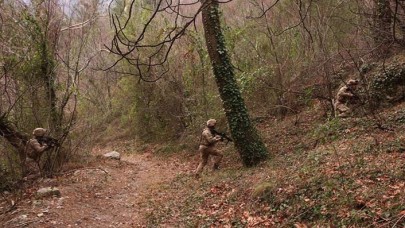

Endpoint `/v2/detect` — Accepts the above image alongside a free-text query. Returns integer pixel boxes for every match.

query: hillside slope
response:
[1,105,403,227]
[1,61,405,227]
[139,102,405,227]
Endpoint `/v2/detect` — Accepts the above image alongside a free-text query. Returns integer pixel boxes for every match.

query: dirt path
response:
[0,152,195,228]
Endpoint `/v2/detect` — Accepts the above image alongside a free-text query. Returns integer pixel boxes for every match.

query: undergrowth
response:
[141,104,405,227]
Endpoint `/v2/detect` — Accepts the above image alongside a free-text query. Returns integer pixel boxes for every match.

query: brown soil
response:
[0,151,196,228]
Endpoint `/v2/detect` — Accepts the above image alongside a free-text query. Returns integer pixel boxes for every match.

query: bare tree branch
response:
[105,0,233,81]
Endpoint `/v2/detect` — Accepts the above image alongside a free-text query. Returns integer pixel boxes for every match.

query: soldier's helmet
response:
[347,79,359,86]
[207,119,217,127]
[32,128,47,137]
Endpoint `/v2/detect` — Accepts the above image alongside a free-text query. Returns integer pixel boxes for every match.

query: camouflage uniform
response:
[195,119,223,176]
[334,79,359,118]
[23,128,49,175]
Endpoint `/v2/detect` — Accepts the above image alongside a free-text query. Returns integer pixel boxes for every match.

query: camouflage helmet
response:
[347,79,359,86]
[206,119,217,127]
[32,128,47,137]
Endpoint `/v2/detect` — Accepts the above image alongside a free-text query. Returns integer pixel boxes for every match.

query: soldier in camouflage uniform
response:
[195,119,223,177]
[23,128,49,175]
[334,79,359,118]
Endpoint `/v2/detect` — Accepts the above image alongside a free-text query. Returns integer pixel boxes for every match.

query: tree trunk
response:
[40,41,59,133]
[201,0,268,166]
[373,0,392,54]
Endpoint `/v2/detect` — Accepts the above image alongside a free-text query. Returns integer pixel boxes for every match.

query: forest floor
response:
[0,146,197,227]
[1,103,405,227]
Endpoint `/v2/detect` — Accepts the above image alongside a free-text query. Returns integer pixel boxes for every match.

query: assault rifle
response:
[38,136,60,148]
[211,129,233,144]
[347,89,365,106]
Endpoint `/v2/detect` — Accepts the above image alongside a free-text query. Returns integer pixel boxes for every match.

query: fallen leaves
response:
[294,223,308,228]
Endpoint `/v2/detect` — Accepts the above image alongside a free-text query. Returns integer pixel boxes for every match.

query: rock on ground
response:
[103,151,121,160]
[36,187,61,199]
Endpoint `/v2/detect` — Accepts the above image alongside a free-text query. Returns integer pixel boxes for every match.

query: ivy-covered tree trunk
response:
[39,40,59,133]
[200,0,268,166]
[25,12,60,133]
[372,0,392,54]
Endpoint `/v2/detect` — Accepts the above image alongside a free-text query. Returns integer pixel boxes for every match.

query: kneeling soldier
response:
[23,128,49,175]
[334,79,359,118]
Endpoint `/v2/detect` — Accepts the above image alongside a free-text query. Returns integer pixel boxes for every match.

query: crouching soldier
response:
[195,119,223,177]
[334,79,359,118]
[23,128,49,176]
